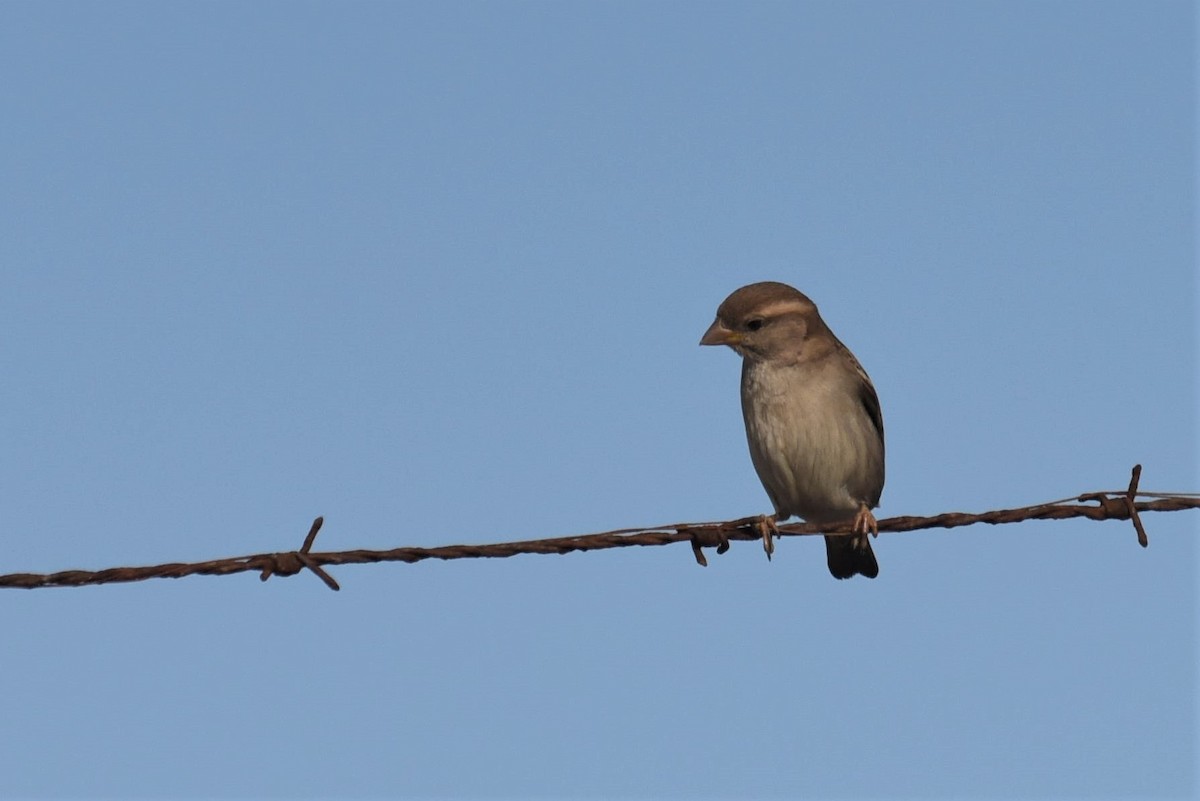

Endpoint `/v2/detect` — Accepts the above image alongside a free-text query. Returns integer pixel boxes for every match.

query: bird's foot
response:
[852,504,879,539]
[756,515,779,560]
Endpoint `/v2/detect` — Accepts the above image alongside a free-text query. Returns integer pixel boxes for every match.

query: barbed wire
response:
[3,465,1196,591]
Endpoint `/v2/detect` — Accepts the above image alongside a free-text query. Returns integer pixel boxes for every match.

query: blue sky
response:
[1,1,1195,798]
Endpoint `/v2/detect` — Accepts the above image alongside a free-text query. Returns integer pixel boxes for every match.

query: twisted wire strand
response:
[2,465,1195,591]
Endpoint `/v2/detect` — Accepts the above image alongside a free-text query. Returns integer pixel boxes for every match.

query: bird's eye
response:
[746,318,765,332]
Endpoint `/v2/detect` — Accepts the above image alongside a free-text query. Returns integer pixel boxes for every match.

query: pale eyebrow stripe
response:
[755,299,814,318]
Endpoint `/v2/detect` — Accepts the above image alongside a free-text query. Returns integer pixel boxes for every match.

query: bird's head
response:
[699,281,832,363]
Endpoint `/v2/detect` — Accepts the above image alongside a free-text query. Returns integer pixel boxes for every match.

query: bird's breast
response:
[739,359,883,521]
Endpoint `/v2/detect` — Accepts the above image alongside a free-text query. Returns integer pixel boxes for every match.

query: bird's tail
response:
[824,534,879,580]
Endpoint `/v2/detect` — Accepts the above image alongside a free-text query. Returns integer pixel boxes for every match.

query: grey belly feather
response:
[740,359,883,523]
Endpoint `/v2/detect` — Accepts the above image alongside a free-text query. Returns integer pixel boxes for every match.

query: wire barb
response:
[683,525,732,567]
[1077,464,1149,548]
[257,517,340,591]
[2,466,1195,591]
[1125,465,1149,548]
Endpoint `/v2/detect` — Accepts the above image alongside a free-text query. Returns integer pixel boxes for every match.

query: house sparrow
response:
[700,281,884,579]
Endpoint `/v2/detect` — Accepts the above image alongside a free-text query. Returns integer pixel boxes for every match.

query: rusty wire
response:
[2,465,1196,591]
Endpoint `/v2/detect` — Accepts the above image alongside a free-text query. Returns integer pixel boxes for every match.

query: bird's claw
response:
[852,505,879,539]
[756,515,779,560]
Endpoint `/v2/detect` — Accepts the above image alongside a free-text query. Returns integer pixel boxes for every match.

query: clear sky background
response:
[1,2,1195,798]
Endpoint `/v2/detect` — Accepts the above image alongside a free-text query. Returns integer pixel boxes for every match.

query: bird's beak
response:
[700,319,742,347]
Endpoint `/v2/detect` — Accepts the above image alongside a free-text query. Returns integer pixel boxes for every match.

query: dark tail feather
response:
[824,534,879,580]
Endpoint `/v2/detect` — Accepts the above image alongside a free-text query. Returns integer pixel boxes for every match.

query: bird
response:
[700,281,885,579]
